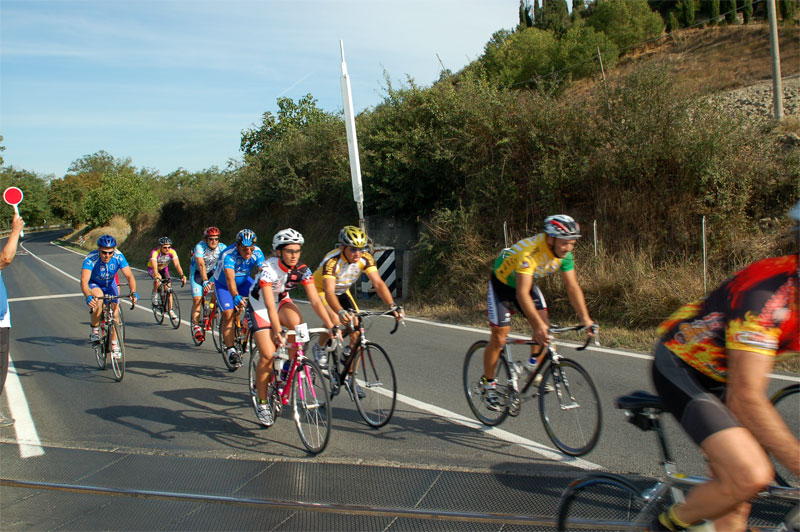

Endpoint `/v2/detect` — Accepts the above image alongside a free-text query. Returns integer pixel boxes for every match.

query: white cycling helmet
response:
[543,215,581,240]
[272,228,304,251]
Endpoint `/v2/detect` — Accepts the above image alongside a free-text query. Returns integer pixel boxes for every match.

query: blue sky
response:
[1,0,519,178]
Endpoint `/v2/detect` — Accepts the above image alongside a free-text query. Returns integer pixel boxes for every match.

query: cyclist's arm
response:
[304,283,335,330]
[196,256,208,282]
[516,273,549,345]
[80,268,93,298]
[172,254,185,278]
[561,268,594,332]
[727,349,800,476]
[120,266,137,296]
[365,269,403,319]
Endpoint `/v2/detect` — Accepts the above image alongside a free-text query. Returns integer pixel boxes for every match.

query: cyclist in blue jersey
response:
[189,226,226,342]
[80,235,138,354]
[213,229,265,367]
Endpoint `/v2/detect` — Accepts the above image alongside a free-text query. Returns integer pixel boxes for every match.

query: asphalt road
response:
[1,230,797,530]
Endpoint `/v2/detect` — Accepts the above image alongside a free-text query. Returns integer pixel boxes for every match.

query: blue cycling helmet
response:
[236,229,257,246]
[97,234,117,248]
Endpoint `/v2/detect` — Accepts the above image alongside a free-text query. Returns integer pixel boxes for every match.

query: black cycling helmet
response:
[543,215,581,240]
[97,234,116,248]
[158,236,172,246]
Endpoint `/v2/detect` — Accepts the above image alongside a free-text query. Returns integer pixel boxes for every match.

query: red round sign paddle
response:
[3,187,23,206]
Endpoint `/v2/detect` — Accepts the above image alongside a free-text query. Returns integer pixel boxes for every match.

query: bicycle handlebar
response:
[343,308,406,335]
[548,324,599,351]
[98,294,136,310]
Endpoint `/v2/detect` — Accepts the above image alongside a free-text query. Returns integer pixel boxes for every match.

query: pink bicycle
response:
[247,323,332,454]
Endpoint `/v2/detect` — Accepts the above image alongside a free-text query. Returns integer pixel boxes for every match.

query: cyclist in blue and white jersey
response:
[80,235,138,353]
[213,229,265,368]
[189,226,226,341]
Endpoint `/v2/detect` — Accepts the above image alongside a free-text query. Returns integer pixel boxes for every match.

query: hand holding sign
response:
[3,187,25,237]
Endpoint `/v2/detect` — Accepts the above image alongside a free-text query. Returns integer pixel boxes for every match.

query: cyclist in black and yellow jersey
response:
[483,215,594,408]
[311,225,403,369]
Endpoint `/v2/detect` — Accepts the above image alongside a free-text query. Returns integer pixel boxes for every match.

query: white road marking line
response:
[4,355,44,458]
[9,293,84,302]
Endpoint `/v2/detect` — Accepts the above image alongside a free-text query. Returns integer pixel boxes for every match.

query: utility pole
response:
[766,0,783,120]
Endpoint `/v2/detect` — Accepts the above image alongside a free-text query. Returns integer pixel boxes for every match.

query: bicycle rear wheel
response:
[109,321,125,382]
[292,359,331,454]
[539,357,602,456]
[463,340,511,426]
[152,289,164,324]
[351,342,396,428]
[117,303,125,342]
[169,290,181,329]
[771,384,799,488]
[557,473,658,531]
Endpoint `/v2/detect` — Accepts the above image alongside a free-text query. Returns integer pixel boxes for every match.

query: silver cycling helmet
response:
[543,215,581,240]
[272,228,304,251]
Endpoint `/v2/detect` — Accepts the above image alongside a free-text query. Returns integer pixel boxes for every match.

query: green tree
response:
[668,10,681,30]
[479,27,559,89]
[743,0,753,23]
[554,25,619,77]
[586,0,665,52]
[710,0,720,24]
[0,167,52,225]
[781,0,797,22]
[519,0,534,28]
[0,135,5,166]
[537,0,570,35]
[82,168,158,227]
[722,0,737,23]
[682,0,696,26]
[47,151,114,225]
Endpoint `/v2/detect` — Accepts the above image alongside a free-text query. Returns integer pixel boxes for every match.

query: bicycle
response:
[151,277,182,329]
[312,308,403,428]
[770,383,799,488]
[556,390,800,531]
[190,291,219,348]
[92,294,134,382]
[463,324,602,456]
[219,305,249,372]
[247,323,331,454]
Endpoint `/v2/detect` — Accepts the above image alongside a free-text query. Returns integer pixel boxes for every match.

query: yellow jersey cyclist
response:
[483,215,595,408]
[311,225,404,370]
[247,228,339,427]
[189,227,226,341]
[646,202,799,532]
[148,237,186,321]
[80,235,138,355]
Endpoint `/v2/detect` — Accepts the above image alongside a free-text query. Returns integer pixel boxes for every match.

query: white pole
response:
[593,219,597,258]
[702,216,707,294]
[766,0,784,121]
[340,40,365,229]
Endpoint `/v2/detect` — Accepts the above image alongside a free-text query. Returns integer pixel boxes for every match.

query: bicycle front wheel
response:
[152,290,164,324]
[169,291,181,329]
[94,342,106,370]
[771,383,799,488]
[539,358,602,456]
[351,342,396,428]
[463,340,511,426]
[117,303,125,342]
[557,473,657,531]
[109,321,125,382]
[292,359,331,454]
[210,308,222,353]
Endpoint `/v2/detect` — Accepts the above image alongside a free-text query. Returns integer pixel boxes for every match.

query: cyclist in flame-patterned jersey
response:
[647,202,799,532]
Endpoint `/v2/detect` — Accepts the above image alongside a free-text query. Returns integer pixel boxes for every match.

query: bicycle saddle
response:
[616,390,663,411]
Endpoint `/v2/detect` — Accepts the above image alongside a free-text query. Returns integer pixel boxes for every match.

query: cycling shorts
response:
[88,281,120,298]
[246,297,292,333]
[487,274,546,328]
[215,276,254,312]
[651,342,741,446]
[190,266,209,298]
[319,290,359,313]
[147,266,170,279]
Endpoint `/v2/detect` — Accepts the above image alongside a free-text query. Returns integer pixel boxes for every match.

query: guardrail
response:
[0,224,71,238]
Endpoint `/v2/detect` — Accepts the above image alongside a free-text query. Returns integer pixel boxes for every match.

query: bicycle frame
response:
[332,309,403,386]
[273,326,325,407]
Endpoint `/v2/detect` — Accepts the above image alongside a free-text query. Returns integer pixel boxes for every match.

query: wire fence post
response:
[593,219,598,258]
[702,216,707,294]
[503,221,509,248]
[596,46,606,82]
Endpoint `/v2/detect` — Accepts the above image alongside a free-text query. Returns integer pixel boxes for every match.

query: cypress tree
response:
[683,0,695,26]
[780,0,797,22]
[742,0,753,24]
[668,10,681,31]
[723,0,737,23]
[710,0,720,24]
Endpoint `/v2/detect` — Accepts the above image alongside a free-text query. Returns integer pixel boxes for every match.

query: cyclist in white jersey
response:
[246,229,338,426]
[189,227,226,341]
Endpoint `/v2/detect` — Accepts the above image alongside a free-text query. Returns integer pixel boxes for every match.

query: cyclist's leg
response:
[88,283,105,328]
[514,283,548,365]
[106,284,121,343]
[339,291,359,352]
[485,276,512,380]
[277,298,302,359]
[161,268,172,310]
[215,282,236,348]
[190,267,204,326]
[651,343,773,529]
[316,291,339,349]
[251,327,275,401]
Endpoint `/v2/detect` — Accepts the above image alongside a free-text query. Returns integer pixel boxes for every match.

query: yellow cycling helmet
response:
[338,225,368,248]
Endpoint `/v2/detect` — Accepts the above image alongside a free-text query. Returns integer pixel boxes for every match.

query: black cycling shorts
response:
[487,274,546,328]
[651,342,741,446]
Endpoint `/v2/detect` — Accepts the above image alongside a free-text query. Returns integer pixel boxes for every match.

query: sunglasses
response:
[281,248,302,255]
[99,250,115,256]
[348,246,366,253]
[162,245,172,249]
[206,237,219,241]
[238,244,255,251]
